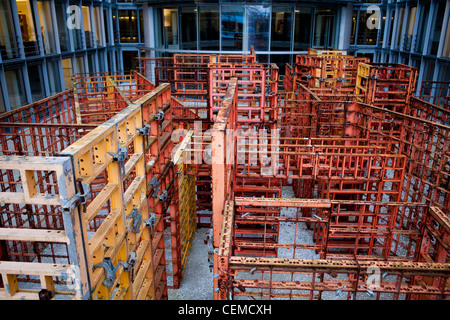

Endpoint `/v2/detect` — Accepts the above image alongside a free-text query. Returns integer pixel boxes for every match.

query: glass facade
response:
[294,8,312,51]
[271,7,292,51]
[152,4,342,53]
[0,0,448,114]
[199,6,219,50]
[119,10,138,43]
[221,5,243,51]
[247,5,270,51]
[180,7,197,50]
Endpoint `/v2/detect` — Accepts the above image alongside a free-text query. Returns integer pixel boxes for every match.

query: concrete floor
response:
[168,227,213,300]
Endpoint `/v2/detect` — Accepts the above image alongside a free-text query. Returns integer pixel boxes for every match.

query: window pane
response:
[357,11,378,45]
[37,1,56,54]
[82,6,94,48]
[270,54,291,75]
[47,60,61,95]
[0,0,19,59]
[94,7,104,46]
[221,5,243,51]
[443,16,450,58]
[403,7,416,51]
[294,8,312,51]
[62,58,73,89]
[180,7,197,50]
[140,10,144,43]
[104,9,110,45]
[17,0,40,56]
[123,51,137,71]
[199,6,219,50]
[119,10,138,43]
[163,8,178,48]
[27,64,45,102]
[271,7,292,51]
[247,5,270,51]
[350,11,358,44]
[75,56,85,74]
[55,3,70,52]
[394,8,404,49]
[314,9,336,48]
[415,6,429,52]
[429,2,445,55]
[5,68,27,109]
[0,85,5,113]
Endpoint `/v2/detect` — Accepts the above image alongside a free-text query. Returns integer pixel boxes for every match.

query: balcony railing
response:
[0,35,22,60]
[22,33,42,57]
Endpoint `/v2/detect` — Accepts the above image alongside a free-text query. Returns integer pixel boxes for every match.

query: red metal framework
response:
[202,56,450,300]
[418,80,450,110]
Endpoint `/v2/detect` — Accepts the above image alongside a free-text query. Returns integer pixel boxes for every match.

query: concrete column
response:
[143,3,155,58]
[338,3,353,51]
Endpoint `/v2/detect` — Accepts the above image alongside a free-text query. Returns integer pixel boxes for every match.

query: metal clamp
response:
[157,190,168,202]
[93,257,129,287]
[143,212,156,234]
[149,177,160,197]
[127,208,142,234]
[108,147,128,177]
[58,180,90,213]
[152,110,165,121]
[138,124,151,136]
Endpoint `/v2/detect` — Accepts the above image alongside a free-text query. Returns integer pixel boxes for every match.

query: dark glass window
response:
[387,10,395,46]
[429,2,445,55]
[28,64,45,102]
[123,51,138,71]
[314,9,336,48]
[104,9,110,45]
[0,0,20,59]
[119,10,138,43]
[199,6,219,50]
[350,11,358,44]
[47,60,61,95]
[180,7,197,50]
[55,3,70,52]
[221,5,243,51]
[247,5,270,51]
[294,8,312,51]
[5,68,27,109]
[270,54,291,75]
[357,11,379,45]
[271,7,292,51]
[163,8,178,48]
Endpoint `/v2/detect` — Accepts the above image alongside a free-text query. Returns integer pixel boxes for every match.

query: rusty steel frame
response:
[199,56,450,300]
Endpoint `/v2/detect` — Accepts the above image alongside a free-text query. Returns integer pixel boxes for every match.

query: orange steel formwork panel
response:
[188,56,450,300]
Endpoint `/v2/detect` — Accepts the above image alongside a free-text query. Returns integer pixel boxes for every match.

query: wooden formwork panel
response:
[58,102,160,300]
[0,156,90,300]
